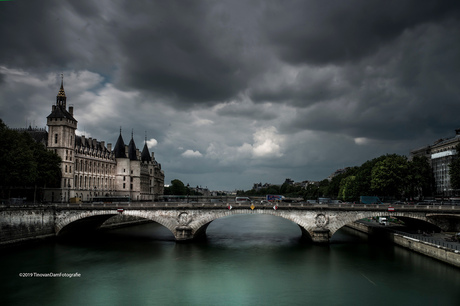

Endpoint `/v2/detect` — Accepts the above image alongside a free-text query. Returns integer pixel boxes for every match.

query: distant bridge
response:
[50,202,460,243]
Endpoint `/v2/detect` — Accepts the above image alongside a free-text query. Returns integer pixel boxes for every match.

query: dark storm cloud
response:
[0,0,64,69]
[262,0,460,65]
[0,0,114,72]
[114,0,264,106]
[1,0,460,190]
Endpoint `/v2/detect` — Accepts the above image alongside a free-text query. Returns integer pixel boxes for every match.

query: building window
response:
[123,183,126,189]
[54,134,58,144]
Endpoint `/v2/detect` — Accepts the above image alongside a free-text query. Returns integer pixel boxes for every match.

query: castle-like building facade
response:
[43,79,164,202]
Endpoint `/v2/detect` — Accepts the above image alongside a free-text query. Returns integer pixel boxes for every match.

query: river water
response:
[1,214,459,306]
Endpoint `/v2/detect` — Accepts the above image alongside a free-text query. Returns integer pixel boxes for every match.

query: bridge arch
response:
[327,211,441,238]
[188,209,314,241]
[56,210,179,238]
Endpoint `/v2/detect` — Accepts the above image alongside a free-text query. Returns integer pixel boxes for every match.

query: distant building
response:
[23,77,164,202]
[411,129,460,196]
[252,182,272,191]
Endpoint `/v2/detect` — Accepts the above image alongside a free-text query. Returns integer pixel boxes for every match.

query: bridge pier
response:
[175,225,194,241]
[311,228,331,244]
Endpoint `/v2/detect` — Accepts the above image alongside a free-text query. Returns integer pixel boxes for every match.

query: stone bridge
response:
[53,203,460,243]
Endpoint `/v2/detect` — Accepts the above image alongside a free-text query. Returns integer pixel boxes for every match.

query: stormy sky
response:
[1,0,460,191]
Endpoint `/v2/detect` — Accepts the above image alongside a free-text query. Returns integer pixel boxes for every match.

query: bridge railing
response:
[2,202,460,211]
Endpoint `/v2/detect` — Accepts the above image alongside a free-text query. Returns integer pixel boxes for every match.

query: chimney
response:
[69,105,74,116]
[52,105,56,111]
[107,143,112,151]
[81,135,85,146]
[101,141,105,149]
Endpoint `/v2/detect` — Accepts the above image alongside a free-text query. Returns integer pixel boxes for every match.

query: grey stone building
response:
[42,78,164,202]
[411,129,460,196]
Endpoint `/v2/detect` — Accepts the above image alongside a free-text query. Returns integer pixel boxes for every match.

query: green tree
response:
[169,179,187,195]
[408,155,434,199]
[371,154,408,198]
[302,184,319,200]
[327,167,358,198]
[318,179,329,197]
[0,124,36,188]
[34,142,62,188]
[0,119,62,199]
[338,176,359,201]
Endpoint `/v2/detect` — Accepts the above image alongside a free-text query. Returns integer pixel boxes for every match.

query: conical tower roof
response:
[113,130,127,158]
[141,142,151,162]
[128,131,137,161]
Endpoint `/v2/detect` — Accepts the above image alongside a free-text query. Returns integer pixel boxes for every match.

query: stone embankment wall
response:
[0,207,55,247]
[347,222,460,268]
[0,207,148,247]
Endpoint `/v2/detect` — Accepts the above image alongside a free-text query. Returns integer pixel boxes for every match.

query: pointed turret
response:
[128,130,137,161]
[141,142,151,162]
[114,129,127,158]
[56,73,67,108]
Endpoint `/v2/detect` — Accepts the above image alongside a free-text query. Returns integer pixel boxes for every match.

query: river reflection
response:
[1,214,460,306]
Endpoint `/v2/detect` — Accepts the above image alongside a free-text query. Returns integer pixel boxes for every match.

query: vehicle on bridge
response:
[378,217,388,226]
[235,197,252,204]
[266,195,285,202]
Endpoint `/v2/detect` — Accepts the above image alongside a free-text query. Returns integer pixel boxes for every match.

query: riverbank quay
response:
[347,221,460,268]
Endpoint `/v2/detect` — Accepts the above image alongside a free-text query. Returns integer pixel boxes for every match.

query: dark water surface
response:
[1,214,459,306]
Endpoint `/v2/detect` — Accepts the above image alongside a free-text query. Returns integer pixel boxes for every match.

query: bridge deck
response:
[3,202,460,213]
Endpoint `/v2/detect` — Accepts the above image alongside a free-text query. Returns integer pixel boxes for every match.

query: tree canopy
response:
[239,153,435,201]
[0,119,62,199]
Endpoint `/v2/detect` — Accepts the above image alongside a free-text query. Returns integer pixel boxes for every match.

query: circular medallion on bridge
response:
[315,214,328,228]
[178,212,191,226]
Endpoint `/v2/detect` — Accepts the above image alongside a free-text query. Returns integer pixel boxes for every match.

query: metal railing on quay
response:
[392,229,460,251]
